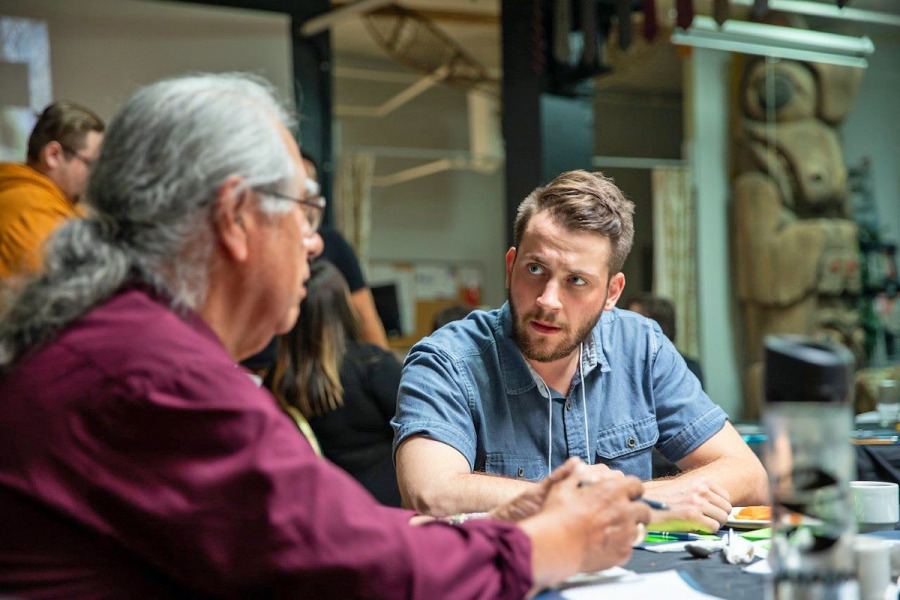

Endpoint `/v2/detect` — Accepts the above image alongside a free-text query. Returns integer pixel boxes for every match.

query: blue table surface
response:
[536,529,900,599]
[535,544,765,599]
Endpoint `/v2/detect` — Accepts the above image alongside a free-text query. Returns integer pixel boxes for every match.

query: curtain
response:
[335,152,375,268]
[652,166,700,358]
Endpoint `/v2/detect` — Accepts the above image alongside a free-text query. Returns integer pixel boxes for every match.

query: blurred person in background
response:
[432,304,473,332]
[270,260,402,506]
[0,101,104,278]
[627,293,704,388]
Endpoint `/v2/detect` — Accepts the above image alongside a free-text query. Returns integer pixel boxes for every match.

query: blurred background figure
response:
[432,303,472,332]
[0,101,104,278]
[270,260,402,506]
[627,292,704,389]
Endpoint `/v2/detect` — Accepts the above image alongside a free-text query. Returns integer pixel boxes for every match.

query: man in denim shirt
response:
[392,171,767,532]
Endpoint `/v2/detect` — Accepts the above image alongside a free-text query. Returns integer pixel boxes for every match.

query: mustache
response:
[525,310,566,328]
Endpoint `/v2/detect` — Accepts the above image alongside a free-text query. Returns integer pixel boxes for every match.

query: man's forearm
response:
[649,452,768,505]
[705,453,768,505]
[350,288,389,349]
[404,471,537,516]
[653,423,770,506]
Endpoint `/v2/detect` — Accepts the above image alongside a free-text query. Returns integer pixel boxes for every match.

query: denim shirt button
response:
[565,401,572,411]
[627,436,637,448]
[517,467,525,477]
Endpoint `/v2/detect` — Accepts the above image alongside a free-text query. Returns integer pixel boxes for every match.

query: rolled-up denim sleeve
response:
[650,329,728,463]
[391,343,479,469]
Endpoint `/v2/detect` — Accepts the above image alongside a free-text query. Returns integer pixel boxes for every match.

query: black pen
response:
[644,531,705,541]
[576,481,669,511]
[638,497,669,511]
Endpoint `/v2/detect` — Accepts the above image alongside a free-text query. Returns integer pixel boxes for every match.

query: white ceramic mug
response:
[850,481,900,532]
[855,536,893,600]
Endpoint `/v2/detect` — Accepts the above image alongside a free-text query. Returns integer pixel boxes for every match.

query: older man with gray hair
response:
[0,73,650,598]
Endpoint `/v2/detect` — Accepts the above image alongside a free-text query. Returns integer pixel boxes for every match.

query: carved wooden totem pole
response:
[732,58,865,417]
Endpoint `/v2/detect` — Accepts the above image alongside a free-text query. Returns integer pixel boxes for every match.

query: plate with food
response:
[727,505,771,529]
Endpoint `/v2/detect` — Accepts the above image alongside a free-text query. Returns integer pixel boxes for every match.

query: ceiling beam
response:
[369,6,498,26]
[164,0,306,16]
[332,0,499,25]
[301,0,394,36]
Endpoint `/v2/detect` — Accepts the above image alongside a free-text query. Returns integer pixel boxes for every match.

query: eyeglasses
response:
[264,183,326,234]
[59,143,95,168]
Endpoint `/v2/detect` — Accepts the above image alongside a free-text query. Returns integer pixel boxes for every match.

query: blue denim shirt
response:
[391,303,727,482]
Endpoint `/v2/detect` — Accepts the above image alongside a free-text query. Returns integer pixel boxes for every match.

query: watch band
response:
[445,512,489,525]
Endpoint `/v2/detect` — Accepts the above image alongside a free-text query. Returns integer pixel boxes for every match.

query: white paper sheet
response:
[559,569,725,599]
[743,559,771,575]
[559,566,635,586]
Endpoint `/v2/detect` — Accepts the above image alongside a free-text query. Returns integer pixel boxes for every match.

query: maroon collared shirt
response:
[0,289,532,599]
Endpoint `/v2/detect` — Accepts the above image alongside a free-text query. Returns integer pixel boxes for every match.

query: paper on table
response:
[743,559,772,575]
[559,569,725,599]
[559,566,635,586]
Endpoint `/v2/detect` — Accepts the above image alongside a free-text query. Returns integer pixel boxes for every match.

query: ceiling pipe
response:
[335,65,449,118]
[672,15,874,68]
[300,0,393,37]
[729,0,900,27]
[335,66,420,84]
[372,158,459,187]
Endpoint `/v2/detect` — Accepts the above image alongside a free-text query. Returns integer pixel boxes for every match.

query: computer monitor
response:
[370,283,403,337]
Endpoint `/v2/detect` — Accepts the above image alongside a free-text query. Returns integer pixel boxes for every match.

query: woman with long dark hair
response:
[270,260,402,506]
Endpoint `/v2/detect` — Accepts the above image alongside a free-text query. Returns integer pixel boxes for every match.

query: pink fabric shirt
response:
[0,289,532,599]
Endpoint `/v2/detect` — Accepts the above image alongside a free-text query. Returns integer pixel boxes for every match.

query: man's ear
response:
[213,175,251,263]
[40,141,65,171]
[505,247,516,289]
[604,272,626,311]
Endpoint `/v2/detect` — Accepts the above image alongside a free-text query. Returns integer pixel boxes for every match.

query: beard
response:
[509,290,605,363]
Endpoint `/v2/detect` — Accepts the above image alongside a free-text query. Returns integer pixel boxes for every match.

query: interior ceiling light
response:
[361,4,495,91]
[671,15,874,68]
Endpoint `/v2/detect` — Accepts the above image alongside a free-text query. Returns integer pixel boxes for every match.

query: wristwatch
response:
[445,512,489,525]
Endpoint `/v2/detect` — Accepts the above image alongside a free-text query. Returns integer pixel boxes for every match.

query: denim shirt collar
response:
[493,302,612,396]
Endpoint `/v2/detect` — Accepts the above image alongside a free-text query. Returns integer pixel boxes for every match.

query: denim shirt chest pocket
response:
[594,416,658,480]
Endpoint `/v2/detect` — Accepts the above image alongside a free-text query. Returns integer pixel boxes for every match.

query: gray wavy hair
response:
[0,73,298,369]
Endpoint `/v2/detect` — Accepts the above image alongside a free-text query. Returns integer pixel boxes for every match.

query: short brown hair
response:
[27,101,105,163]
[513,170,635,273]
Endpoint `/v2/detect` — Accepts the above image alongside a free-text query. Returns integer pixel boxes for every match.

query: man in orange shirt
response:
[0,102,104,277]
